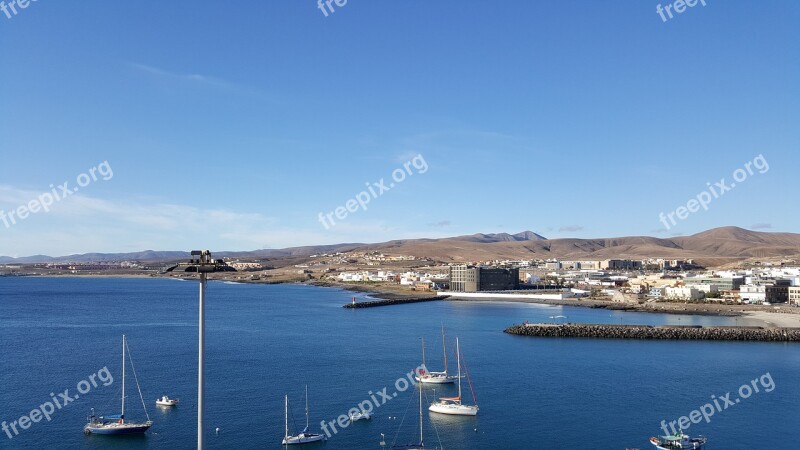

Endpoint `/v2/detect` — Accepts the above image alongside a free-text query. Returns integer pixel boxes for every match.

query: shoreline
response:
[443,293,800,315]
[9,274,800,328]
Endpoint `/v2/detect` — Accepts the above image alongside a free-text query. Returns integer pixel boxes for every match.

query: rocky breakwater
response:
[343,295,448,308]
[504,323,800,342]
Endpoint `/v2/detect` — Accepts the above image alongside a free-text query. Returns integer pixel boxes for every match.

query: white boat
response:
[415,325,456,385]
[156,395,178,407]
[282,386,325,445]
[84,335,153,435]
[428,337,478,416]
[649,432,707,449]
[349,410,371,421]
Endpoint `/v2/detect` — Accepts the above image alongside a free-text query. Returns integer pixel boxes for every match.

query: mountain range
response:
[2,227,799,267]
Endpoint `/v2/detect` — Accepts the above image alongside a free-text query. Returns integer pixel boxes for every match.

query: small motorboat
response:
[650,432,707,449]
[156,395,178,407]
[349,410,371,421]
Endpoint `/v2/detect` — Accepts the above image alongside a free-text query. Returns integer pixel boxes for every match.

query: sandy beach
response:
[743,311,800,328]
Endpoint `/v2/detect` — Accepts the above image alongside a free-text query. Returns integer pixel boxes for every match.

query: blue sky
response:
[0,1,798,256]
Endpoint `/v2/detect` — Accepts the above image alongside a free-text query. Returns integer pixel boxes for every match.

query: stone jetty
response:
[504,323,800,342]
[343,296,448,308]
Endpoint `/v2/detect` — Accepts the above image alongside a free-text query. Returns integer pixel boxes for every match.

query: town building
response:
[663,286,706,301]
[766,279,792,304]
[739,284,767,304]
[682,276,744,291]
[449,265,520,292]
[789,286,800,306]
[600,259,643,270]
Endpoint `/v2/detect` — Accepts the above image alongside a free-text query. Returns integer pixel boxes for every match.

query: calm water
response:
[0,277,797,449]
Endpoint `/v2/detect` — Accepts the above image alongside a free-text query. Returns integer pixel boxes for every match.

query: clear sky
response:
[1,1,798,256]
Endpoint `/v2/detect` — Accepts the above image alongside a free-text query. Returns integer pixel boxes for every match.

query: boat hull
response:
[282,433,325,445]
[84,422,152,435]
[414,374,456,384]
[649,436,707,449]
[428,402,478,416]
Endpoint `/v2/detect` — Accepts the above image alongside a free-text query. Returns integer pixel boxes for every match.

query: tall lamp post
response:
[166,250,235,449]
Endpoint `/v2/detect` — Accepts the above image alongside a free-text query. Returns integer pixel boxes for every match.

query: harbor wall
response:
[505,323,800,342]
[438,291,571,300]
[343,296,447,308]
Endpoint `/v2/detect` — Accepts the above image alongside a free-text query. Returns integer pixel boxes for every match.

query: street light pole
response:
[165,250,235,450]
[198,271,206,449]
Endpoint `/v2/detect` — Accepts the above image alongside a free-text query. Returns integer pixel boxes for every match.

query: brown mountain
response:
[359,227,800,267]
[2,227,798,267]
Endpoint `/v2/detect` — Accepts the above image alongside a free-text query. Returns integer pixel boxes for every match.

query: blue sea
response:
[0,277,797,449]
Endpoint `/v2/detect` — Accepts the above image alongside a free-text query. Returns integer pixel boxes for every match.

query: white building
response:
[684,284,719,294]
[663,286,705,301]
[789,286,800,306]
[739,284,767,304]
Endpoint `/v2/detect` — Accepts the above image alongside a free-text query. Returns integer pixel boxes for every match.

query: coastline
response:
[315,282,800,329]
[9,274,800,328]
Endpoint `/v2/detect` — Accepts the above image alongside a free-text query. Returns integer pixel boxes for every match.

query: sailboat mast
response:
[418,384,423,445]
[121,335,126,420]
[456,337,462,400]
[305,385,310,430]
[441,323,448,375]
[284,395,289,441]
[421,337,426,369]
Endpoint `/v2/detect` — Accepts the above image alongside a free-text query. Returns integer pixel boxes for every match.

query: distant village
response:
[5,250,799,307]
[326,256,800,306]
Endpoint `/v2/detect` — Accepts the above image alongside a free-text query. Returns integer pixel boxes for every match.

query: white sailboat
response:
[428,337,478,416]
[415,325,456,385]
[389,384,426,449]
[84,335,153,435]
[282,386,325,445]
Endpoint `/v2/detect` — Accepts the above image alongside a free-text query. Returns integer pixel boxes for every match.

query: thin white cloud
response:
[128,62,238,90]
[0,185,279,255]
[126,62,276,102]
[0,184,459,255]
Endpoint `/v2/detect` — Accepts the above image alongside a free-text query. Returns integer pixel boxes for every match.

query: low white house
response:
[663,286,705,301]
[684,284,719,294]
[739,284,767,304]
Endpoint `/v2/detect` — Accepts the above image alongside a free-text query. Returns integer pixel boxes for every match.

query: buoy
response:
[215,427,220,435]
